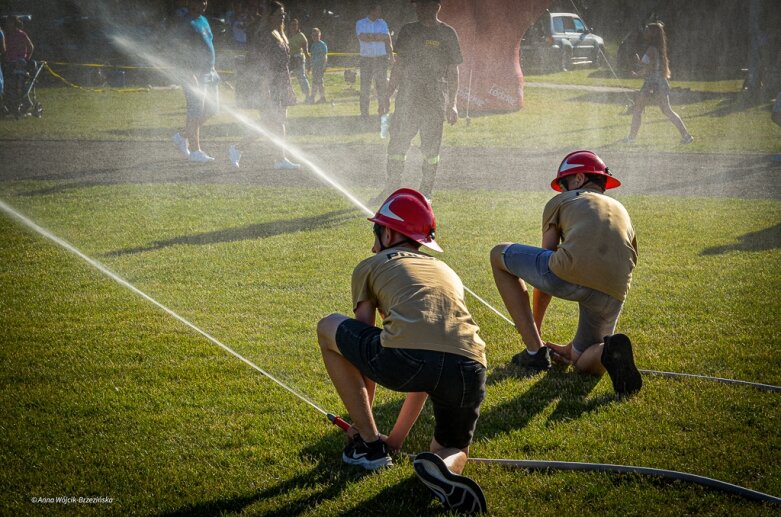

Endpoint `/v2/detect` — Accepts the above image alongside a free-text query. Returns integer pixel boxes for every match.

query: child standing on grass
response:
[625,22,693,145]
[316,188,487,514]
[307,28,328,104]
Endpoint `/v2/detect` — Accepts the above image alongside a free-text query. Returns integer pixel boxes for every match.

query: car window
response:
[552,17,564,34]
[573,17,586,33]
[562,16,576,32]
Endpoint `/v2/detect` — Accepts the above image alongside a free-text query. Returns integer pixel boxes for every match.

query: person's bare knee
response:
[490,243,512,273]
[317,313,347,352]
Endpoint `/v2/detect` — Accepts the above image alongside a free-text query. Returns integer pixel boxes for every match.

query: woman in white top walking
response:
[626,22,693,145]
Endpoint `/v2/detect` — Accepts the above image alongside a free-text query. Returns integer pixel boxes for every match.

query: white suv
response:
[521,12,606,71]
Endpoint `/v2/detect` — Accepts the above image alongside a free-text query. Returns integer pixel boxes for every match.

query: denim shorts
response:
[640,75,670,97]
[502,244,624,353]
[184,75,220,120]
[335,318,486,450]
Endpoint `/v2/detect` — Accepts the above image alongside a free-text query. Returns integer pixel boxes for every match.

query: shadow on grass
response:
[157,436,369,516]
[102,115,376,140]
[158,397,441,516]
[288,114,378,137]
[641,155,776,198]
[104,208,360,257]
[106,123,244,140]
[478,364,611,439]
[568,89,735,108]
[701,222,781,255]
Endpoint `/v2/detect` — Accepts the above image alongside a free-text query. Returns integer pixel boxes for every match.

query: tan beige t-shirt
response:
[543,190,638,301]
[351,247,487,366]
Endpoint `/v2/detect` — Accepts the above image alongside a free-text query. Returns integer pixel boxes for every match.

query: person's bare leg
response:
[659,95,690,138]
[490,244,544,352]
[317,314,380,442]
[185,115,201,151]
[628,93,649,140]
[573,344,607,375]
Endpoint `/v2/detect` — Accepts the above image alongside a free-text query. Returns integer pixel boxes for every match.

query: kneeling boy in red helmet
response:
[490,150,642,397]
[317,188,488,513]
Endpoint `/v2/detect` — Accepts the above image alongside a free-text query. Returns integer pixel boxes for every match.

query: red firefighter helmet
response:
[551,150,621,191]
[368,188,442,252]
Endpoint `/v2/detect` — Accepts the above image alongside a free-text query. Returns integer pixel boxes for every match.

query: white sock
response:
[526,348,538,356]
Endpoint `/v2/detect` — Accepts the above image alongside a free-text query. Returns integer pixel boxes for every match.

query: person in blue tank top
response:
[171,0,220,163]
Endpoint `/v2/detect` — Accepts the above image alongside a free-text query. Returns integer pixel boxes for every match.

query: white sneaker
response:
[274,158,301,170]
[172,132,190,158]
[189,150,215,163]
[228,144,241,168]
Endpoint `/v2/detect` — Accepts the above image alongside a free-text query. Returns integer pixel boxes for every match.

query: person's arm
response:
[384,33,395,65]
[385,392,428,452]
[356,19,375,42]
[24,33,34,58]
[353,299,377,326]
[352,299,379,411]
[387,53,403,97]
[445,63,459,124]
[532,224,560,331]
[358,32,381,42]
[302,35,310,59]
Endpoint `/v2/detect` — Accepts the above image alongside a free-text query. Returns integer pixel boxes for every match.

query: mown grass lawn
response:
[3,69,779,154]
[1,64,780,515]
[1,181,779,515]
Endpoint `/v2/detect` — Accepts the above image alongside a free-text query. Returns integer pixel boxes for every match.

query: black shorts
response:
[335,318,486,450]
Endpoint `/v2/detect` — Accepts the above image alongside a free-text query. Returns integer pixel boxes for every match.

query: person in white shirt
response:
[355,3,394,118]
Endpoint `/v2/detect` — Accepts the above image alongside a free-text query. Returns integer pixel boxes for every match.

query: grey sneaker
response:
[413,452,487,514]
[601,334,642,397]
[680,134,694,145]
[511,347,552,371]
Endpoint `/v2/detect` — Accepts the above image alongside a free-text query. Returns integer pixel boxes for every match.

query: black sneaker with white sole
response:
[510,347,552,371]
[342,436,392,470]
[413,452,487,514]
[601,333,642,397]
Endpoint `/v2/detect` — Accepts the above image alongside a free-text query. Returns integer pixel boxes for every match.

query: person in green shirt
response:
[287,18,310,102]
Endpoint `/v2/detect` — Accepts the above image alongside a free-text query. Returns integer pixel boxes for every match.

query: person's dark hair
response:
[368,3,382,13]
[266,0,284,16]
[585,174,607,190]
[12,16,24,29]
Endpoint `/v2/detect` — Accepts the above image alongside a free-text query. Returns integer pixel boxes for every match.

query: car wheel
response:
[561,47,572,71]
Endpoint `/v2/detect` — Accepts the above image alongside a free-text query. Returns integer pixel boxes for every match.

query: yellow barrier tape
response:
[44,63,150,93]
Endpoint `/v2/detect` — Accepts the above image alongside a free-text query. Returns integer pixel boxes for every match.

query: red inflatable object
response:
[440,0,551,112]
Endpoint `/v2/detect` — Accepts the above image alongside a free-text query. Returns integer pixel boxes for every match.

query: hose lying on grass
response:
[466,457,781,505]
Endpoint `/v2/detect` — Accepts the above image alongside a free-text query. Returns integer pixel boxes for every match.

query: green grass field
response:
[1,71,780,515]
[4,69,780,154]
